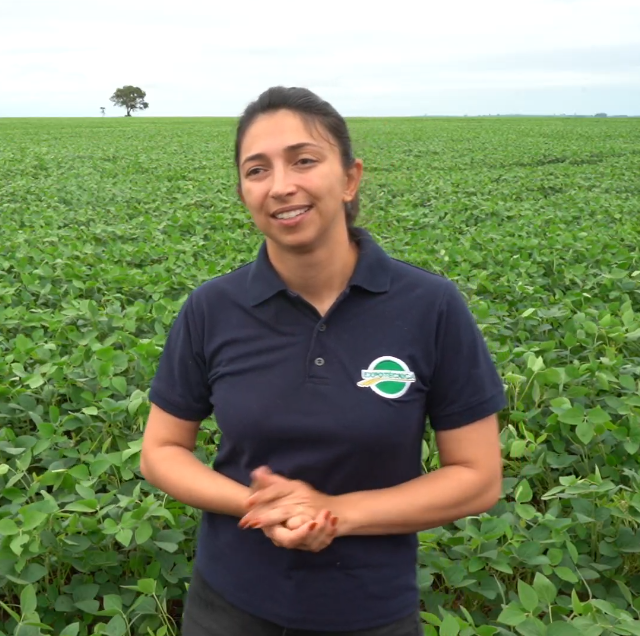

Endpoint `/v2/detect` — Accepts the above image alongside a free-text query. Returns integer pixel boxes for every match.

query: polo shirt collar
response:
[247,227,392,306]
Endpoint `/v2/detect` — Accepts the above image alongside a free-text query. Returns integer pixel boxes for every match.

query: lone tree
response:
[109,86,149,117]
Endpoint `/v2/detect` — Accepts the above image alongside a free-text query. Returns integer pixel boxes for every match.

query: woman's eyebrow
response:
[241,142,322,167]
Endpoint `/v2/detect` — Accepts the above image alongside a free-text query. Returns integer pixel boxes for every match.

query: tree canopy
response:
[109,86,149,117]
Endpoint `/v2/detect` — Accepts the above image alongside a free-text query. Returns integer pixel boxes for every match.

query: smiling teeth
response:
[275,207,310,220]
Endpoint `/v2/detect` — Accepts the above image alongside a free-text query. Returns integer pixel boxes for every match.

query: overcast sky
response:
[1,0,639,117]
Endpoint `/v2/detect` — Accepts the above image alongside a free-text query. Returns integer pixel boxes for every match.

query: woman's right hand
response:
[262,509,338,552]
[244,467,337,552]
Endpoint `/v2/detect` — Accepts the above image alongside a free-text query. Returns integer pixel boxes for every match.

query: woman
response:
[140,86,506,636]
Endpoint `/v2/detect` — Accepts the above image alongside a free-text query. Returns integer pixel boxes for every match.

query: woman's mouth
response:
[272,205,312,225]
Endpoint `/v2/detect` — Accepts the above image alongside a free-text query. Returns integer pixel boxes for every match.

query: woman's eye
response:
[246,167,263,177]
[297,157,317,166]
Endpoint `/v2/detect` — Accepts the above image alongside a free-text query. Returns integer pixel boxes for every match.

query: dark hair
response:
[235,86,360,239]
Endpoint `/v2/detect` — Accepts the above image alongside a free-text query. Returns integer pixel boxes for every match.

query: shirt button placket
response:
[308,322,328,380]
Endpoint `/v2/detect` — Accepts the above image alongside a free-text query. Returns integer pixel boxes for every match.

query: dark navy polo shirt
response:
[148,227,506,632]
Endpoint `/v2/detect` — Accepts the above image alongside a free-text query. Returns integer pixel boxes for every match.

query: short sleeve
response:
[148,294,213,422]
[426,280,506,431]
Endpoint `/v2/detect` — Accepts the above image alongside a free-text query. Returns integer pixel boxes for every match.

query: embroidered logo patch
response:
[357,356,416,399]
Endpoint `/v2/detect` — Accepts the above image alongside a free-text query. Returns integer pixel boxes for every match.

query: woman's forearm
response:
[333,465,502,536]
[140,446,251,517]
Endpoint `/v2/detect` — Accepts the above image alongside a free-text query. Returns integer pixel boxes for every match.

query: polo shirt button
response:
[318,324,326,332]
[314,357,325,366]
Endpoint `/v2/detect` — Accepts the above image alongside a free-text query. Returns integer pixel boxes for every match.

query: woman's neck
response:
[266,228,359,315]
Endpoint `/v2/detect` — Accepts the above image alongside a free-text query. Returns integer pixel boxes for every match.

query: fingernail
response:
[331,517,338,527]
[324,510,331,521]
[250,521,261,529]
[309,522,318,531]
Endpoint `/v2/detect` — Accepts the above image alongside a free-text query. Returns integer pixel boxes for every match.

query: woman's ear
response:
[344,159,364,203]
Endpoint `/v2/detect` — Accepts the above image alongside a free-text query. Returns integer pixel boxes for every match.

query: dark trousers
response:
[181,567,422,636]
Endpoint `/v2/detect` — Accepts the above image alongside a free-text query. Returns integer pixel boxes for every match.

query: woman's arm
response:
[140,404,251,517]
[332,414,502,536]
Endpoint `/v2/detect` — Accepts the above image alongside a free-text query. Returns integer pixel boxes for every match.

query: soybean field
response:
[1,115,640,636]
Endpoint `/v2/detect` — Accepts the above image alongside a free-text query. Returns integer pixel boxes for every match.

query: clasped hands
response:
[238,466,339,552]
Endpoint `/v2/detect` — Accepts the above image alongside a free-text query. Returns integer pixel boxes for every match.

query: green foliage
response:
[1,116,640,635]
[109,86,149,117]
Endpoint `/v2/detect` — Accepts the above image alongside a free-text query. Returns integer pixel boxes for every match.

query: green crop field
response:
[1,116,640,636]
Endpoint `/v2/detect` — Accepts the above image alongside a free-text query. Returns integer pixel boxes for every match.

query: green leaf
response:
[55,595,75,613]
[547,622,582,636]
[10,533,29,556]
[511,439,528,458]
[27,374,45,388]
[439,613,460,636]
[103,594,122,612]
[60,624,80,636]
[135,520,153,545]
[516,503,538,520]
[617,623,640,636]
[565,540,579,564]
[20,508,47,531]
[576,418,594,444]
[586,407,611,425]
[105,614,127,636]
[137,578,156,595]
[20,584,37,615]
[75,599,100,613]
[542,368,564,385]
[533,572,557,605]
[19,564,48,584]
[516,618,548,636]
[115,528,133,547]
[515,480,533,503]
[518,579,539,613]
[490,559,513,574]
[64,500,98,513]
[558,406,584,426]
[72,583,100,602]
[112,376,128,395]
[554,566,579,583]
[497,603,527,626]
[0,598,21,623]
[571,589,584,615]
[48,405,60,423]
[154,541,179,552]
[15,334,33,352]
[617,527,640,553]
[0,518,20,535]
[528,355,545,372]
[616,580,633,606]
[421,612,441,626]
[547,549,563,566]
[620,375,636,391]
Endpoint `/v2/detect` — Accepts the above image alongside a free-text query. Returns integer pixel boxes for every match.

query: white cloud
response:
[1,0,639,116]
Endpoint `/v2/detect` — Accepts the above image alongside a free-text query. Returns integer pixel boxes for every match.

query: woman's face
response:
[238,109,362,252]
